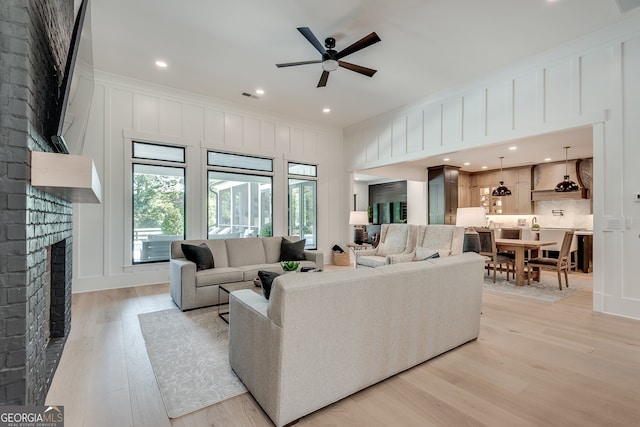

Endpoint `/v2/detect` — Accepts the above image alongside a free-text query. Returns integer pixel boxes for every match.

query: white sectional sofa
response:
[229,252,484,427]
[169,236,323,310]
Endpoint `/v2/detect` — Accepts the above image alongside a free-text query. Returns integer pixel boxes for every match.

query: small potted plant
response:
[281,261,300,273]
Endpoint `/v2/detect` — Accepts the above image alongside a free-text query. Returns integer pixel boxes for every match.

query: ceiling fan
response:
[276,27,381,88]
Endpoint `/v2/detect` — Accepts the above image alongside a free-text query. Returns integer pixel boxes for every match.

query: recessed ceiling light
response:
[482,166,488,169]
[443,158,450,161]
[322,108,331,113]
[155,60,167,68]
[544,158,552,161]
[463,162,470,166]
[509,146,517,150]
[255,89,265,95]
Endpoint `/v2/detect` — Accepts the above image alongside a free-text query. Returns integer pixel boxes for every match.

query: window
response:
[288,162,317,249]
[207,151,273,239]
[132,142,185,263]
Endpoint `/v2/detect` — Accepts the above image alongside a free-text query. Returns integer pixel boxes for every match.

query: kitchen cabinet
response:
[470,166,532,214]
[458,171,472,208]
[428,165,459,224]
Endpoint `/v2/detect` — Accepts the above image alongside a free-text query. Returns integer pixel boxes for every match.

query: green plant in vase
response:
[281,261,300,272]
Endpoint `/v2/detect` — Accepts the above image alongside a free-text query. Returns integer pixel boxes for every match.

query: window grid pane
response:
[132,163,185,263]
[207,151,272,172]
[208,171,272,239]
[133,141,185,163]
[288,162,317,177]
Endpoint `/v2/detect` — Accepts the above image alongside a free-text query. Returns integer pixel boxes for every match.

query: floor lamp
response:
[456,207,486,253]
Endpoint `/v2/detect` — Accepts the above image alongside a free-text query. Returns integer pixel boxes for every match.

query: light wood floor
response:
[46,269,640,427]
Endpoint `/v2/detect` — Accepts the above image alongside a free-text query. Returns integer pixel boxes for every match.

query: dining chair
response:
[477,229,514,283]
[526,230,575,290]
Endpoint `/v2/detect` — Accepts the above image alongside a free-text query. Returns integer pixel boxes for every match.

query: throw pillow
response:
[279,238,306,261]
[258,270,280,300]
[181,243,215,271]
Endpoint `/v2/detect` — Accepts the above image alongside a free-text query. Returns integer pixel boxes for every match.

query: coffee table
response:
[217,282,258,324]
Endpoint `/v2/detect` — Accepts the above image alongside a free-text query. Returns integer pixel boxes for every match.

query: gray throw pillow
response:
[258,270,280,300]
[181,243,214,271]
[279,238,306,261]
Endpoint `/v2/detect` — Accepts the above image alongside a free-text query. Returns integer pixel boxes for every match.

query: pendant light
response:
[555,146,579,192]
[492,157,512,196]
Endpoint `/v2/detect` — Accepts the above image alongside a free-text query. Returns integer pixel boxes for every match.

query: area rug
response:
[483,270,592,302]
[138,307,247,418]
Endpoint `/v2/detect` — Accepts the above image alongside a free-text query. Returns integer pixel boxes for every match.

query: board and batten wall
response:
[344,16,640,320]
[73,72,344,292]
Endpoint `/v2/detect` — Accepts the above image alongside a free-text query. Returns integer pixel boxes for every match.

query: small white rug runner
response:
[138,307,247,418]
[483,270,591,302]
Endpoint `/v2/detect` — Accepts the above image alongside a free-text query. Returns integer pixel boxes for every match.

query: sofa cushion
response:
[181,243,215,271]
[280,238,306,261]
[226,238,267,267]
[195,267,243,287]
[238,264,283,281]
[258,270,280,299]
[262,236,285,264]
[376,242,404,256]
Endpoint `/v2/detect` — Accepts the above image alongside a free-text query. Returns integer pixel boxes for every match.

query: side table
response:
[346,243,372,268]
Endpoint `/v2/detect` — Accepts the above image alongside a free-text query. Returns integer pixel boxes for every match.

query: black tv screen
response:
[51,0,94,155]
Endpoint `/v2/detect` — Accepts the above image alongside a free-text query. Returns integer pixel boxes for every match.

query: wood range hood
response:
[531,159,590,201]
[31,151,102,203]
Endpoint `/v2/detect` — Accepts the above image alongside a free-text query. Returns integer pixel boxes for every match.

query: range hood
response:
[31,151,102,203]
[531,159,589,201]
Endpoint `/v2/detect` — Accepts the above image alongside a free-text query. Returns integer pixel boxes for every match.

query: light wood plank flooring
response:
[46,270,640,426]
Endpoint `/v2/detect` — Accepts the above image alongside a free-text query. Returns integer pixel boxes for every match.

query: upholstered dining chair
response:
[477,228,514,283]
[526,230,575,290]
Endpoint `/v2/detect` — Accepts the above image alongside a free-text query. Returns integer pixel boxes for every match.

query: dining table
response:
[495,238,557,286]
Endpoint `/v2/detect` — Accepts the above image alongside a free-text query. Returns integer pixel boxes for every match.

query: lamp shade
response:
[455,207,486,228]
[555,146,579,192]
[349,211,369,225]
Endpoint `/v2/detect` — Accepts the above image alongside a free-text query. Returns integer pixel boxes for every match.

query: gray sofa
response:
[229,252,484,427]
[169,236,324,310]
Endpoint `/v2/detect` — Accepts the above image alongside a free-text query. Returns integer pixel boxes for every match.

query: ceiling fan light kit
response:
[276,27,381,88]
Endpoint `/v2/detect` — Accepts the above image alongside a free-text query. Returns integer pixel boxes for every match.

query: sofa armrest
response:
[387,252,415,264]
[228,290,282,423]
[169,258,197,310]
[304,250,324,270]
[355,248,377,257]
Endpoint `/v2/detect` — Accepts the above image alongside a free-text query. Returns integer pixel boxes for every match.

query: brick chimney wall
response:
[0,0,74,405]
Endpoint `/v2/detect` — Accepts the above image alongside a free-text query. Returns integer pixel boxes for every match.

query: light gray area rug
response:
[483,270,592,302]
[138,307,247,418]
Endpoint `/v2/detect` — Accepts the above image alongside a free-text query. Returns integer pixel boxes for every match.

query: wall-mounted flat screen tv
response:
[51,0,94,155]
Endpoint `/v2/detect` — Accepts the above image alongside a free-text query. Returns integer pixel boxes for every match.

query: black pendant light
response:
[492,156,512,196]
[555,146,579,192]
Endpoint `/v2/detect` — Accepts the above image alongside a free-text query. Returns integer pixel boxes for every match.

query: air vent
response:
[241,92,259,100]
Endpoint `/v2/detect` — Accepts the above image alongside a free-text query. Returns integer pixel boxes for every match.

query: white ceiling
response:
[88,0,639,177]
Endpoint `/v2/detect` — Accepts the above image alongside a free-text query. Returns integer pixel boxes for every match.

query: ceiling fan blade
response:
[317,71,330,88]
[276,60,322,68]
[297,27,327,55]
[338,61,377,77]
[335,32,381,60]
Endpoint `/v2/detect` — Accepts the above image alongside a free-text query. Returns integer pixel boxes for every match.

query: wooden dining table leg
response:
[530,247,541,282]
[515,247,525,286]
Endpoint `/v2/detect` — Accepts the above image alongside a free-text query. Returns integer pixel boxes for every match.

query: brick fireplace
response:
[0,0,74,404]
